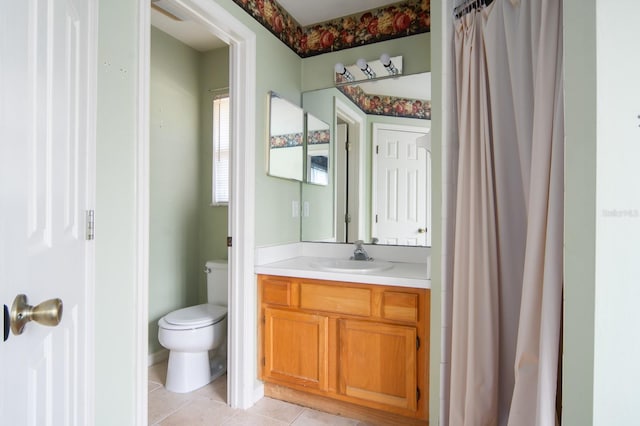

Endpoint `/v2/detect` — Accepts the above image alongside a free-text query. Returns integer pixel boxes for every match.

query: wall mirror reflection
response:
[267,91,304,181]
[305,113,330,186]
[301,72,431,247]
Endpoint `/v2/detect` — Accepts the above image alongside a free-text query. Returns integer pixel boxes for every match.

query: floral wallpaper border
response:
[270,132,303,148]
[338,84,431,120]
[231,0,430,58]
[307,129,330,145]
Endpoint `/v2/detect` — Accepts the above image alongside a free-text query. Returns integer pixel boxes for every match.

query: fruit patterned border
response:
[231,0,430,58]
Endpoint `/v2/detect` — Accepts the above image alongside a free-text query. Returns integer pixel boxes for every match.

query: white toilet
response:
[158,260,228,393]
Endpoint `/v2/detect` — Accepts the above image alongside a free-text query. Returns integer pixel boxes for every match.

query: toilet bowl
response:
[157,260,229,393]
[158,303,227,393]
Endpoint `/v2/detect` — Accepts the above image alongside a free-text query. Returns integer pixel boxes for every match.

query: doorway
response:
[148,6,231,385]
[138,0,258,418]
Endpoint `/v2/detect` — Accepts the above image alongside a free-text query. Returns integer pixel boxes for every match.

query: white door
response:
[0,0,95,424]
[372,126,430,246]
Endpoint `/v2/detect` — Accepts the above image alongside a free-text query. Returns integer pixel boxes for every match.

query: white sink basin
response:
[311,258,394,273]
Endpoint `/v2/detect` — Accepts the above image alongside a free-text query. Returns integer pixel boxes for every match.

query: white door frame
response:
[135,0,258,422]
[334,98,365,242]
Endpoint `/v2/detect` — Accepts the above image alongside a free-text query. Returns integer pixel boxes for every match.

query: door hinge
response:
[416,336,420,350]
[375,214,378,223]
[86,210,95,240]
[345,141,352,151]
[227,236,232,247]
[345,213,351,224]
[376,145,379,154]
[417,387,421,401]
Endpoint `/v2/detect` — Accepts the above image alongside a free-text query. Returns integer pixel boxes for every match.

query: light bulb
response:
[334,62,354,82]
[356,58,376,79]
[380,53,398,75]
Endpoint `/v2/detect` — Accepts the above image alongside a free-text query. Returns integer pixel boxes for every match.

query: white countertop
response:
[254,256,430,289]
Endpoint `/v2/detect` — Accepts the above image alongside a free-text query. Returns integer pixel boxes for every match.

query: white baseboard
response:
[148,349,169,367]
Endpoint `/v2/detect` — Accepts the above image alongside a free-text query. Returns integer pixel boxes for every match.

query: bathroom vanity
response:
[256,256,430,425]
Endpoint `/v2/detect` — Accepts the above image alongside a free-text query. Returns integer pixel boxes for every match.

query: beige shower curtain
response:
[447,0,564,425]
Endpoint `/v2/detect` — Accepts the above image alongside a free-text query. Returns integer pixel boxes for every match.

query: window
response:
[212,96,230,204]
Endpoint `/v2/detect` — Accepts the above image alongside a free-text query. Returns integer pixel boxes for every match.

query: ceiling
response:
[151,2,226,52]
[151,0,403,52]
[277,0,401,27]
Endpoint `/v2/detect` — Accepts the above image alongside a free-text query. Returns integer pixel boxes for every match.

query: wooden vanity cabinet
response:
[258,275,430,423]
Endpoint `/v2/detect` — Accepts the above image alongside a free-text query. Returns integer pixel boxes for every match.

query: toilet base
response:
[165,351,227,393]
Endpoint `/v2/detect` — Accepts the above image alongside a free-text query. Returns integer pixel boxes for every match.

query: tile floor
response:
[148,361,369,425]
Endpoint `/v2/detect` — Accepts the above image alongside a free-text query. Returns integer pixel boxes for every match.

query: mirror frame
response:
[301,73,432,247]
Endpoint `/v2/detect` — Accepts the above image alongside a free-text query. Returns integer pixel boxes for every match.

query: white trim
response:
[85,1,99,424]
[136,0,259,418]
[136,1,151,425]
[334,98,366,242]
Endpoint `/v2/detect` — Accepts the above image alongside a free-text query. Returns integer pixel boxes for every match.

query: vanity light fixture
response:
[380,53,399,75]
[334,63,355,82]
[356,58,376,79]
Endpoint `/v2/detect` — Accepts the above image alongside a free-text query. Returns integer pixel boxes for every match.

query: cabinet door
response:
[338,319,418,412]
[263,308,329,390]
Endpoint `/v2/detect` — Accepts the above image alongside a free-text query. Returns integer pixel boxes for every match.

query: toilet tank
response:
[205,260,228,307]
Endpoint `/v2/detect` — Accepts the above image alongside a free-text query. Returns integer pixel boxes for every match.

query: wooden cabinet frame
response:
[258,275,430,422]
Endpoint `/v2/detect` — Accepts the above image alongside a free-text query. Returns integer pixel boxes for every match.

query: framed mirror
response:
[301,72,431,247]
[305,113,330,186]
[267,91,304,181]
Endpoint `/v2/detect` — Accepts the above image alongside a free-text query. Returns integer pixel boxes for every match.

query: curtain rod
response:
[453,0,493,19]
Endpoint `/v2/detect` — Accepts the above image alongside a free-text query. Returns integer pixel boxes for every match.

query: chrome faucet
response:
[351,240,372,261]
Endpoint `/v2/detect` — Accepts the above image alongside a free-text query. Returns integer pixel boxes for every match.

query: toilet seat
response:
[159,304,227,330]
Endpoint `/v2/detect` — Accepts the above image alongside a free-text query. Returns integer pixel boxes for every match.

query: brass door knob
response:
[418,228,427,234]
[10,294,63,336]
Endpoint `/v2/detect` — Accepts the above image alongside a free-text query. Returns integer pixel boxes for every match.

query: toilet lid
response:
[163,304,227,328]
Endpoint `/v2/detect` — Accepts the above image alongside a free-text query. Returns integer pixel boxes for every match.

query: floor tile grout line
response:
[289,407,308,425]
[148,392,194,425]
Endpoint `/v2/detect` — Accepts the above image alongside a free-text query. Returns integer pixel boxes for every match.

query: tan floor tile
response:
[158,398,237,426]
[149,381,162,393]
[246,397,305,423]
[292,408,360,426]
[222,411,288,426]
[149,360,168,385]
[193,374,227,402]
[148,386,192,424]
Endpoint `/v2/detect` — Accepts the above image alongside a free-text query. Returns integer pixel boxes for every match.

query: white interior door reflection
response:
[372,124,431,246]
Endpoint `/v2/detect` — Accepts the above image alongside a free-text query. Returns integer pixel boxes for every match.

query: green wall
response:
[96,0,139,423]
[148,27,202,354]
[148,29,231,355]
[563,0,597,424]
[198,47,231,303]
[302,33,431,92]
[210,0,304,247]
[428,2,444,424]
